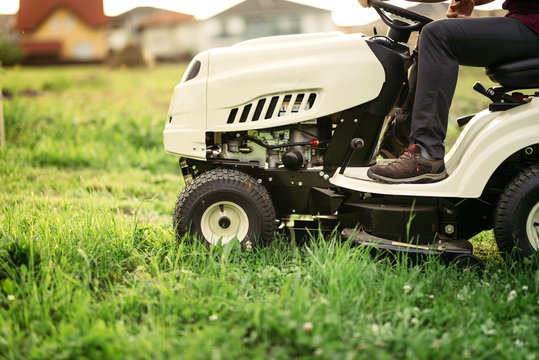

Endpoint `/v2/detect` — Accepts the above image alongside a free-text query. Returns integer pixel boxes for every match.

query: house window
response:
[219,21,229,38]
[66,16,75,31]
[50,18,60,32]
[227,17,245,36]
[245,16,301,38]
[74,41,94,60]
[218,17,245,38]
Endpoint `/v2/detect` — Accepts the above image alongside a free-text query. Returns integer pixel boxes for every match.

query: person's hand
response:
[358,0,387,8]
[358,0,370,8]
[446,0,474,18]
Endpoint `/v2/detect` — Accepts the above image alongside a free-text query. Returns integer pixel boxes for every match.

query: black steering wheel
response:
[368,0,433,31]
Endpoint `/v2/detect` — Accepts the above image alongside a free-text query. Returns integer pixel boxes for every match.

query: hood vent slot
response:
[252,99,266,121]
[306,93,316,110]
[265,96,280,119]
[225,92,317,124]
[227,108,239,124]
[239,104,252,123]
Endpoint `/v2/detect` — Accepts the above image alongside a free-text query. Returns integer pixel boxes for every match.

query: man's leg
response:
[412,17,539,159]
[379,58,416,158]
[369,16,539,183]
[393,56,417,143]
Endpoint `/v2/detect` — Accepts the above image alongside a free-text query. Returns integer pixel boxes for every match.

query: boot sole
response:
[367,169,448,184]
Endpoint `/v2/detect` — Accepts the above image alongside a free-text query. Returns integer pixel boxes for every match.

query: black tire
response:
[173,168,276,248]
[494,163,539,260]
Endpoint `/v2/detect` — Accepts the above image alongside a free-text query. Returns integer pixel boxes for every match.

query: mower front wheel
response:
[494,163,539,260]
[173,168,276,248]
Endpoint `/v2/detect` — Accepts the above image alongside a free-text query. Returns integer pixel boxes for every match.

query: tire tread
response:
[173,168,276,246]
[494,163,539,259]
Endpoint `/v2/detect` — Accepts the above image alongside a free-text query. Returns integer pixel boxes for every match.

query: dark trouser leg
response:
[403,17,539,159]
[392,55,417,144]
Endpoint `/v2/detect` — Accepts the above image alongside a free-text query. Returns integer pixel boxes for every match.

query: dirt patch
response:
[2,88,40,100]
[108,44,154,69]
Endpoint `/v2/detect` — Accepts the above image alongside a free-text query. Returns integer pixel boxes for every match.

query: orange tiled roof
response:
[16,0,108,31]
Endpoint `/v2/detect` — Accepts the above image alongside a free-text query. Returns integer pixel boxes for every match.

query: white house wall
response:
[141,24,200,58]
[300,13,335,34]
[197,19,242,51]
[108,28,129,52]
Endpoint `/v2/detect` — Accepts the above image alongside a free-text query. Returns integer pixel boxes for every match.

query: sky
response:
[0,0,506,26]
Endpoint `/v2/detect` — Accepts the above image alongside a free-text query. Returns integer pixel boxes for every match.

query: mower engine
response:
[214,122,326,170]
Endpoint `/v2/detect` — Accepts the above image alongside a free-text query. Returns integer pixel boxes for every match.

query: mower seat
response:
[486,57,539,88]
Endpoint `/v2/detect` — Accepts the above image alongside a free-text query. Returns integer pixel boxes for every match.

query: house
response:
[133,0,336,58]
[108,7,161,54]
[138,10,197,61]
[0,14,17,42]
[16,0,108,63]
[202,0,337,50]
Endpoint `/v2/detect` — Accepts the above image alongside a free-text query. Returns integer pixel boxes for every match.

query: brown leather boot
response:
[379,124,409,159]
[368,144,447,184]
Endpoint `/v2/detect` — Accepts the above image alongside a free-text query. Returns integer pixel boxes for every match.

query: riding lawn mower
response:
[164,0,539,266]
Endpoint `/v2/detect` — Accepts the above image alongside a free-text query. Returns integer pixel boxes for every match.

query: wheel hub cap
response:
[526,202,539,251]
[218,216,231,229]
[200,201,249,245]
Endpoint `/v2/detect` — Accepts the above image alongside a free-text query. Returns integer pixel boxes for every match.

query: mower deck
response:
[341,228,483,268]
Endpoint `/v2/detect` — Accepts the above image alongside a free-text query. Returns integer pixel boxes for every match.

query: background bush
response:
[0,35,23,66]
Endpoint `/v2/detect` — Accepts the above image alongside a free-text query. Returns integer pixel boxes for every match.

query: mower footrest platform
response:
[331,166,460,197]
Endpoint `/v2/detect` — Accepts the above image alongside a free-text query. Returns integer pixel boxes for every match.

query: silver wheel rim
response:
[200,201,249,245]
[526,202,539,251]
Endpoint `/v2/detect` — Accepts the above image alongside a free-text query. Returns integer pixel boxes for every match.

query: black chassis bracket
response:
[182,158,344,216]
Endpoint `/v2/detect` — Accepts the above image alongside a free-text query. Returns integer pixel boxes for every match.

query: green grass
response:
[0,64,538,359]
